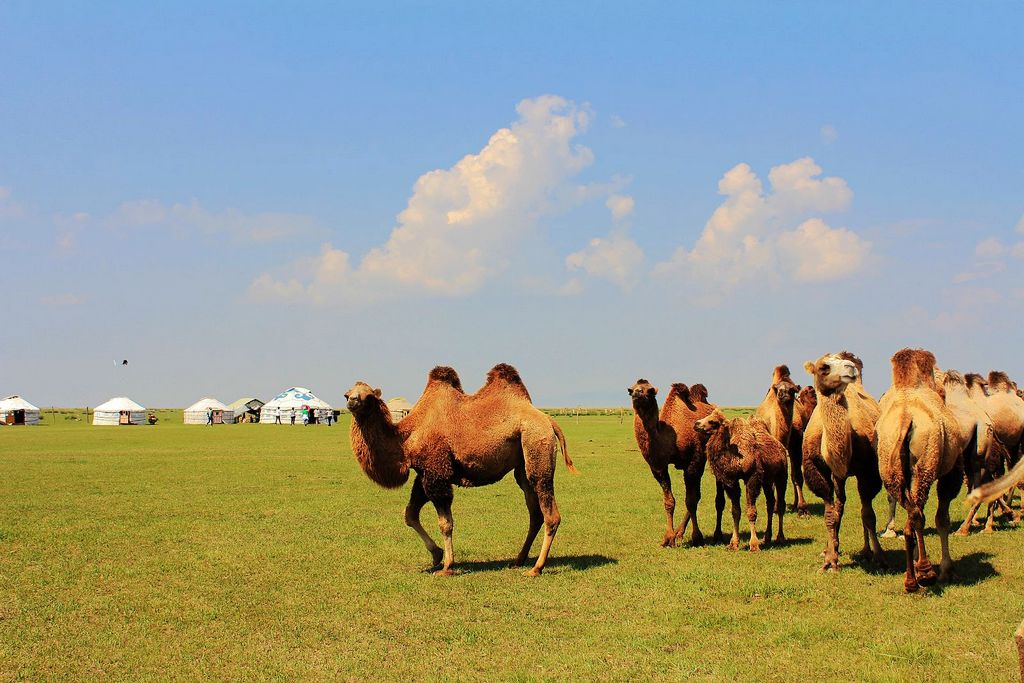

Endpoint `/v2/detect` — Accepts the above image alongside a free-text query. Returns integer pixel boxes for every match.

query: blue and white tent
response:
[260,387,332,424]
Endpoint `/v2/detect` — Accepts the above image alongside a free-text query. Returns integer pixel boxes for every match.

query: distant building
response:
[0,395,40,425]
[184,398,233,425]
[228,397,264,423]
[386,397,414,423]
[93,397,147,426]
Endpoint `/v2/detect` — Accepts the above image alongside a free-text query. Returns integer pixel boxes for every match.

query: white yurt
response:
[386,397,414,423]
[93,397,147,426]
[183,397,233,425]
[260,387,332,425]
[0,395,41,425]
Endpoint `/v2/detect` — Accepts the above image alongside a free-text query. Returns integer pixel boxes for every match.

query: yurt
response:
[183,397,233,425]
[260,387,332,425]
[386,397,414,423]
[0,395,41,425]
[93,397,147,426]
[228,397,264,423]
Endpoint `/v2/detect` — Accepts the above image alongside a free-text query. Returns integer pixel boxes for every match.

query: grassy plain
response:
[1,413,1021,681]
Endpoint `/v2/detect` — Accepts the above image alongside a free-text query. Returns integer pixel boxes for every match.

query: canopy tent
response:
[260,387,332,425]
[228,397,264,423]
[0,395,40,425]
[184,397,233,425]
[386,397,414,423]
[93,397,147,426]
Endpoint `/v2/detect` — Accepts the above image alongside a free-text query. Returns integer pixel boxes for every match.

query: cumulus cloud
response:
[606,194,635,221]
[654,158,867,287]
[110,199,319,243]
[250,95,597,303]
[957,216,1024,283]
[565,231,644,290]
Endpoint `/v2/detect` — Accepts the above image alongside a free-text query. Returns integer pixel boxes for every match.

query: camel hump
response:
[668,383,691,402]
[772,365,792,383]
[689,384,709,404]
[485,363,532,400]
[943,369,966,387]
[428,366,463,391]
[988,371,1012,392]
[891,348,938,389]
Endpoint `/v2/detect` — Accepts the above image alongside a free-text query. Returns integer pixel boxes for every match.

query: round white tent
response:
[184,397,233,425]
[0,395,41,426]
[93,397,147,426]
[386,397,414,423]
[260,387,332,425]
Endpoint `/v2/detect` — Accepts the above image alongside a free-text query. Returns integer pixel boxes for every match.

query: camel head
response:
[628,379,658,407]
[344,381,383,417]
[693,407,727,440]
[804,353,858,395]
[769,366,799,406]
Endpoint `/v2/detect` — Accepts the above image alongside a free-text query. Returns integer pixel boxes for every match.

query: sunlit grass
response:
[1,415,1020,680]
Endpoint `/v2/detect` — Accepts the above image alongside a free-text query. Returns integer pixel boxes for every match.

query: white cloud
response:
[654,157,866,287]
[251,95,597,303]
[565,231,644,290]
[974,238,1006,260]
[610,115,627,128]
[606,194,635,221]
[111,199,320,243]
[820,124,838,145]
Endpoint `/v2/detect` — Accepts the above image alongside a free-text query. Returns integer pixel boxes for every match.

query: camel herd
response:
[345,352,1024,593]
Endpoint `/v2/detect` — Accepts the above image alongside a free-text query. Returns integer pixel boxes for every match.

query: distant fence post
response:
[1016,619,1023,682]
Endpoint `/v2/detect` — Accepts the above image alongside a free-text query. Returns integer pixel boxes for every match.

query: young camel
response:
[694,409,787,551]
[876,349,965,592]
[629,380,713,547]
[788,386,817,516]
[802,352,886,572]
[346,364,576,576]
[753,365,801,513]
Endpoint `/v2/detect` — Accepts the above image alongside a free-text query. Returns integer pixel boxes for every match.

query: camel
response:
[754,365,801,513]
[346,363,576,576]
[694,409,787,551]
[787,386,817,516]
[628,379,713,547]
[984,371,1024,503]
[802,352,886,571]
[876,349,965,592]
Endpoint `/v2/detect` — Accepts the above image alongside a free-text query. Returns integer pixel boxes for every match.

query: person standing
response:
[274,409,282,424]
[290,408,296,425]
[206,407,213,426]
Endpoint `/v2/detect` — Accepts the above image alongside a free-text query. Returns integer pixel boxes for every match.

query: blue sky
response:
[2,3,1022,407]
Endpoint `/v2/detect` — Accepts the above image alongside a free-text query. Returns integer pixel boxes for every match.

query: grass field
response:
[1,413,1022,681]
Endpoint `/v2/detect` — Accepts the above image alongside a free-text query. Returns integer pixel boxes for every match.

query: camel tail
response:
[550,417,578,474]
[887,414,913,500]
[966,455,1024,506]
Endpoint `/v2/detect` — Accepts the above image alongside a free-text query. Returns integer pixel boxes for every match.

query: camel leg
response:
[405,476,443,568]
[903,515,919,592]
[653,470,677,548]
[432,496,456,576]
[763,478,775,548]
[983,502,997,533]
[821,487,841,572]
[714,481,726,544]
[775,475,787,543]
[526,480,561,577]
[676,472,704,546]
[958,501,982,536]
[854,471,885,566]
[833,477,847,557]
[935,463,963,581]
[513,465,543,567]
[789,445,808,516]
[745,476,762,552]
[724,485,741,550]
[911,501,937,587]
[881,493,900,538]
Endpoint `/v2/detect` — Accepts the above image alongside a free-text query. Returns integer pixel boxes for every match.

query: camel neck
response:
[350,404,410,489]
[634,401,660,432]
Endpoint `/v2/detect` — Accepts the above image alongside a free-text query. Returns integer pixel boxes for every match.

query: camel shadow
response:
[705,535,812,550]
[927,552,998,595]
[449,554,617,574]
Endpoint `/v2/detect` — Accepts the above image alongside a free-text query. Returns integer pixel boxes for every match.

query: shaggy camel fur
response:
[802,352,886,571]
[937,370,1016,533]
[695,409,787,551]
[787,386,817,516]
[985,372,1024,506]
[754,365,802,514]
[629,380,713,547]
[346,364,576,576]
[876,349,965,592]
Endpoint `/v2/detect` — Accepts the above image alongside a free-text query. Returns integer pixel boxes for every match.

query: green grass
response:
[1,415,1021,681]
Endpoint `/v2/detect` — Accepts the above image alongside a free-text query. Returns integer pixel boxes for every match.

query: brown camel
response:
[876,349,965,592]
[694,408,787,551]
[628,379,712,547]
[985,371,1024,508]
[754,365,801,513]
[802,352,886,571]
[788,386,817,516]
[346,363,576,576]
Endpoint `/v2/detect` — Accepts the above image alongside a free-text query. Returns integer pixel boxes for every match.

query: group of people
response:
[270,406,334,426]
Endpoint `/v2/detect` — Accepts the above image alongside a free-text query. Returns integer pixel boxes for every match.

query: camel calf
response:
[694,409,787,551]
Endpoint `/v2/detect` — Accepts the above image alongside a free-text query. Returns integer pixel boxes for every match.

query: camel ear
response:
[803,361,815,376]
[648,386,658,396]
[373,388,382,398]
